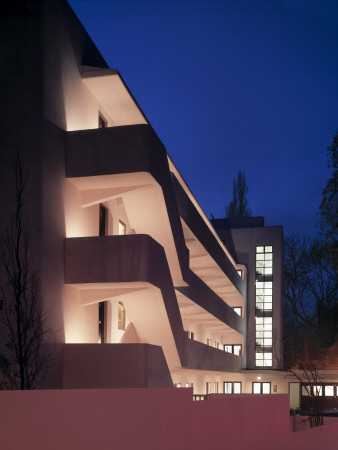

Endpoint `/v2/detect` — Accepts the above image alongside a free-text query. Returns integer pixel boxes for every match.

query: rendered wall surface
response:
[63,343,173,388]
[0,389,337,450]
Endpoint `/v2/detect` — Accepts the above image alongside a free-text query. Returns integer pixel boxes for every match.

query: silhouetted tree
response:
[225,170,252,218]
[319,129,337,272]
[0,153,51,389]
[283,233,337,365]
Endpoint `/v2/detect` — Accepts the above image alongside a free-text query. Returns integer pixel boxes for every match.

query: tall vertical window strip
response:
[256,245,273,275]
[255,246,273,367]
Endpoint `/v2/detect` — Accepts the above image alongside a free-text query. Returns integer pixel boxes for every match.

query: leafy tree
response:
[0,154,51,389]
[319,130,337,272]
[225,170,252,218]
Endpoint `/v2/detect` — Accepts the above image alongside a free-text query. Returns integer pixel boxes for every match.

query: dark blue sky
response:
[68,0,338,235]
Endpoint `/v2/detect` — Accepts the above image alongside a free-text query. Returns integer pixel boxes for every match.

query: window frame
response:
[118,301,126,330]
[224,381,242,394]
[252,381,271,394]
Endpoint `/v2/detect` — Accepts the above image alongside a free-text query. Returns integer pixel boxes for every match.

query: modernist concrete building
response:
[1,1,337,415]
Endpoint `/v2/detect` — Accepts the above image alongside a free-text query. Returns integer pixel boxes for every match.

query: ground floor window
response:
[224,382,242,394]
[252,382,271,394]
[224,344,242,356]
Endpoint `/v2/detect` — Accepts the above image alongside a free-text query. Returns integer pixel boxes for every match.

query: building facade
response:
[0,0,295,398]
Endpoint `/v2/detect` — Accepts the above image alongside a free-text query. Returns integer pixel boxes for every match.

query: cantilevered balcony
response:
[65,125,190,285]
[64,235,241,373]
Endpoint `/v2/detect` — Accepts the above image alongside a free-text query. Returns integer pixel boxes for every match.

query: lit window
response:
[224,382,241,394]
[233,307,242,316]
[313,385,322,396]
[233,345,242,356]
[237,269,242,277]
[118,302,125,330]
[302,385,311,396]
[224,344,242,356]
[324,385,334,396]
[255,315,272,367]
[119,220,126,235]
[253,382,271,394]
[256,246,273,276]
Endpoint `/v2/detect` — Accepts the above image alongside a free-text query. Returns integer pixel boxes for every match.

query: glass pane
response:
[324,386,334,396]
[233,345,242,356]
[234,307,242,316]
[265,246,272,252]
[233,383,241,394]
[224,345,232,353]
[224,382,232,394]
[256,246,264,253]
[119,220,126,235]
[302,385,311,396]
[262,383,271,394]
[253,382,261,394]
[313,385,322,396]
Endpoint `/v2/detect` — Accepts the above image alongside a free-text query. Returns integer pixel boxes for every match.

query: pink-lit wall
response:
[1,389,337,450]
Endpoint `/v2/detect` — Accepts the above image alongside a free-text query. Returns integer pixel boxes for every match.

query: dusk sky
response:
[68,0,338,235]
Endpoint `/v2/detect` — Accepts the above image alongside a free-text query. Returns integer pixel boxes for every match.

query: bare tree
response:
[0,153,51,389]
[273,332,324,428]
[225,170,252,218]
[319,129,337,272]
[284,233,337,362]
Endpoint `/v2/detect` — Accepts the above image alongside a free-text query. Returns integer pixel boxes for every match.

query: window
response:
[255,246,273,367]
[324,385,335,396]
[214,382,219,393]
[255,281,272,311]
[224,382,241,394]
[256,245,273,276]
[302,385,311,396]
[98,301,106,344]
[206,382,211,394]
[175,383,181,388]
[207,338,212,346]
[255,316,272,367]
[237,269,242,277]
[301,384,338,397]
[313,385,323,396]
[98,113,107,128]
[118,302,125,330]
[99,204,108,236]
[253,382,271,394]
[233,307,242,317]
[119,220,126,235]
[233,345,242,356]
[188,331,194,340]
[224,344,242,356]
